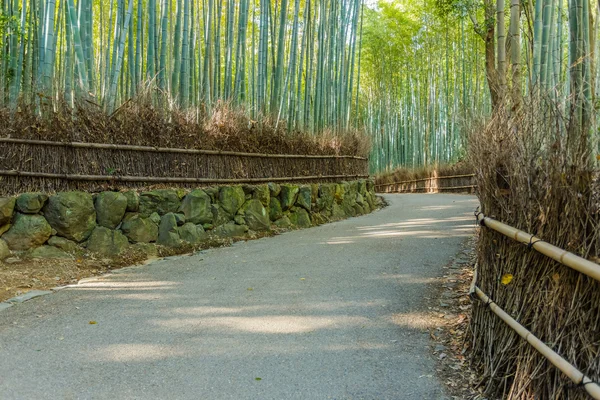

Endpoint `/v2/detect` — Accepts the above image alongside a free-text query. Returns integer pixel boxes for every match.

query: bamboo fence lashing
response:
[471,286,600,399]
[0,138,367,160]
[476,212,600,282]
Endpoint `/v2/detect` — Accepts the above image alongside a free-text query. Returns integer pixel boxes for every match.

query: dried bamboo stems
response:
[476,213,600,282]
[0,138,367,160]
[473,287,600,400]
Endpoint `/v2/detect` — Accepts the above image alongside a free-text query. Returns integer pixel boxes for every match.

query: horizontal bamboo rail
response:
[476,213,600,282]
[0,170,368,184]
[0,137,367,160]
[375,173,475,187]
[472,286,600,399]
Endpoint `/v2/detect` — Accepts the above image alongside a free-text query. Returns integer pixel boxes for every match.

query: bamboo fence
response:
[473,212,600,398]
[0,138,369,195]
[375,174,476,194]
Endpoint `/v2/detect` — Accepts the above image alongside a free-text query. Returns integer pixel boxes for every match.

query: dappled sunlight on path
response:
[0,194,478,400]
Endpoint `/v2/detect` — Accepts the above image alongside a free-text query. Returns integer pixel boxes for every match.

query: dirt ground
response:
[0,231,279,303]
[428,235,487,400]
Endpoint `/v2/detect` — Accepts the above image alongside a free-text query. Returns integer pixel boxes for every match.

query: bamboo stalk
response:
[473,286,600,399]
[0,170,369,183]
[476,213,600,282]
[0,138,368,160]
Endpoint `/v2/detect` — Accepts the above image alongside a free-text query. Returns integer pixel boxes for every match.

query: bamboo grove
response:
[0,0,363,133]
[359,0,599,173]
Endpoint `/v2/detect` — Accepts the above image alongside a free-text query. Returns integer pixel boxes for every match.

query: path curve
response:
[0,194,478,400]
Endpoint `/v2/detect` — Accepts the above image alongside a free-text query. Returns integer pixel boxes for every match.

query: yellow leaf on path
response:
[247,288,253,291]
[596,155,600,161]
[501,274,513,285]
[89,321,97,325]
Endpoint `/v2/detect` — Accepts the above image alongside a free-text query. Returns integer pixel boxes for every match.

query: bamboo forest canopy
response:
[0,0,599,173]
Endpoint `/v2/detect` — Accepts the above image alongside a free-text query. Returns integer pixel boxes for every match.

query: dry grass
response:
[1,99,370,157]
[467,97,600,399]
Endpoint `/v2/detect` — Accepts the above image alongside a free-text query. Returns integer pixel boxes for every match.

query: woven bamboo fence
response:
[375,173,476,194]
[0,138,369,195]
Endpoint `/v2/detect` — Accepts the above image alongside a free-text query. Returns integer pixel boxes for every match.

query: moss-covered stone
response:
[16,193,48,214]
[295,186,312,211]
[239,199,270,231]
[157,213,183,248]
[0,197,15,226]
[178,223,207,244]
[268,182,281,197]
[280,184,299,211]
[289,207,311,228]
[357,180,367,196]
[366,179,375,192]
[311,184,320,203]
[203,187,219,202]
[317,184,336,213]
[218,186,246,215]
[269,197,283,221]
[331,203,346,220]
[0,223,10,236]
[87,226,129,256]
[274,216,292,228]
[334,184,345,204]
[149,212,161,225]
[2,213,52,250]
[44,192,96,242]
[311,212,328,226]
[356,193,365,207]
[48,236,81,254]
[123,191,140,212]
[0,239,10,260]
[174,213,186,226]
[121,214,159,243]
[95,191,128,229]
[212,204,234,226]
[178,189,213,225]
[234,215,246,225]
[29,245,73,259]
[214,222,247,238]
[252,184,271,207]
[139,189,181,217]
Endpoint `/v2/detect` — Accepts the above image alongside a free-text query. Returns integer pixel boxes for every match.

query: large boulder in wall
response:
[279,184,299,211]
[2,213,52,250]
[120,214,159,243]
[178,190,213,225]
[157,213,183,248]
[239,199,270,231]
[0,239,10,260]
[139,190,181,217]
[95,191,128,229]
[0,197,15,226]
[218,186,246,215]
[44,192,96,242]
[16,193,48,214]
[295,186,312,211]
[86,226,129,257]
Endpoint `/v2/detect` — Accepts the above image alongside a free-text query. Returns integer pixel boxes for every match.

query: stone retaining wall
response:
[0,180,378,261]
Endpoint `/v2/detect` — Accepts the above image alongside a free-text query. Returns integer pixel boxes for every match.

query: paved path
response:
[0,194,478,400]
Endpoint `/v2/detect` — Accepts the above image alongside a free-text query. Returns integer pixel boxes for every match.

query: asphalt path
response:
[0,194,478,400]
